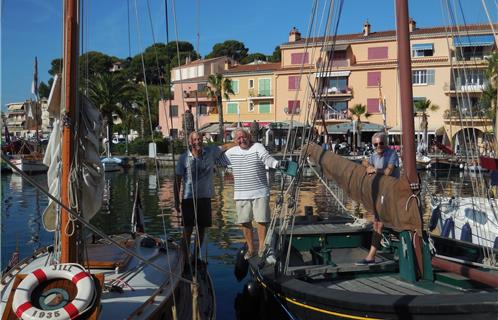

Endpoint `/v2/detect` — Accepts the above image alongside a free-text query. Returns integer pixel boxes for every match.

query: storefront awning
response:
[198,122,232,134]
[412,43,433,50]
[326,122,386,134]
[267,120,309,129]
[454,34,495,47]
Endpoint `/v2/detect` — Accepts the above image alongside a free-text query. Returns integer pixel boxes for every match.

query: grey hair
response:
[233,128,252,140]
[371,131,387,143]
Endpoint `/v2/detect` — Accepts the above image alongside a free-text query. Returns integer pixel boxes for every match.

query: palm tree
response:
[414,99,439,154]
[206,73,234,142]
[348,104,370,152]
[87,72,136,154]
[481,52,498,123]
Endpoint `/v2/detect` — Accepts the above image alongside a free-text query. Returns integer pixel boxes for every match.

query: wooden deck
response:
[326,275,436,295]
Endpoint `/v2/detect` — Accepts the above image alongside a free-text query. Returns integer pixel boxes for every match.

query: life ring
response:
[12,263,95,320]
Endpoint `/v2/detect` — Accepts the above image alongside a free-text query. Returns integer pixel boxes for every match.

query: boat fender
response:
[12,263,95,320]
[441,217,455,239]
[428,205,441,231]
[234,245,249,282]
[460,223,472,243]
[245,280,260,297]
[140,236,158,248]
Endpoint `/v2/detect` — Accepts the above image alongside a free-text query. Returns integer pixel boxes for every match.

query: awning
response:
[412,43,433,50]
[267,120,309,129]
[8,104,24,110]
[198,122,231,134]
[326,122,386,134]
[322,44,349,52]
[388,124,438,135]
[315,71,351,78]
[454,34,495,47]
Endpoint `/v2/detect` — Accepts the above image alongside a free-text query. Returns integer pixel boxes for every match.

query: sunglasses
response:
[373,142,385,147]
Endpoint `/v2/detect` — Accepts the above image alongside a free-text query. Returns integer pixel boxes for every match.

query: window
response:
[291,52,309,64]
[412,69,435,85]
[248,79,254,89]
[327,77,348,92]
[413,97,426,113]
[258,79,271,96]
[227,102,238,114]
[198,104,208,115]
[248,100,255,112]
[287,100,300,114]
[288,76,300,90]
[367,98,381,113]
[368,47,388,60]
[412,43,434,57]
[197,83,207,92]
[367,72,381,87]
[231,80,239,94]
[259,102,271,114]
[170,105,178,117]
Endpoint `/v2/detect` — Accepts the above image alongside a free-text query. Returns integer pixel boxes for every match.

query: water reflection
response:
[1,167,492,319]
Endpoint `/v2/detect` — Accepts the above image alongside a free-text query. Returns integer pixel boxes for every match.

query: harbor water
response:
[0,166,484,319]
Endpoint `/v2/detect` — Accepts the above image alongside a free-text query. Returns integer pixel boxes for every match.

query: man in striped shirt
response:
[221,129,283,259]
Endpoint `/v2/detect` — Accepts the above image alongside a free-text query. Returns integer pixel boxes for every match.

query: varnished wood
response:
[86,240,134,269]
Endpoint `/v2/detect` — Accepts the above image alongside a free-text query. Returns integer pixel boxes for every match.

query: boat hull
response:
[10,158,48,174]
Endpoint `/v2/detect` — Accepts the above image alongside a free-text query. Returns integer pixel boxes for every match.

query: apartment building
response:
[4,99,49,138]
[159,22,496,149]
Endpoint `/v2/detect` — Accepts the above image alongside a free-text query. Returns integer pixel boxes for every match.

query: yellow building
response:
[159,21,496,150]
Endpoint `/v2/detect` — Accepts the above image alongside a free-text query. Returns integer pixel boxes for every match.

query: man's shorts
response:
[236,196,270,224]
[181,198,212,227]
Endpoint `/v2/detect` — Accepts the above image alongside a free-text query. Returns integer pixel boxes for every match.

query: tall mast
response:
[60,0,79,263]
[395,0,418,184]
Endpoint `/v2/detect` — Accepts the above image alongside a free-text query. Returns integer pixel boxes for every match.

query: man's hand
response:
[366,165,377,175]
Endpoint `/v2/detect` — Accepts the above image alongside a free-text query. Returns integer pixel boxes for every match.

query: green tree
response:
[86,72,136,154]
[130,85,162,139]
[348,104,370,152]
[206,40,248,62]
[481,52,498,121]
[38,81,51,99]
[414,99,439,154]
[240,53,267,64]
[206,73,234,142]
[268,46,281,62]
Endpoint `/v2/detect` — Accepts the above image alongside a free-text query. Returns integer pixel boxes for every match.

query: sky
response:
[1,0,496,110]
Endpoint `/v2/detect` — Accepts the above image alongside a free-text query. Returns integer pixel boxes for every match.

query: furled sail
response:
[306,143,422,234]
[43,95,104,231]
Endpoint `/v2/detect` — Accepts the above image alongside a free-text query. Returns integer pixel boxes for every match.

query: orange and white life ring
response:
[12,263,95,320]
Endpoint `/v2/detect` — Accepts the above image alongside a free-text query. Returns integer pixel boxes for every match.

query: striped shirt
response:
[220,143,279,199]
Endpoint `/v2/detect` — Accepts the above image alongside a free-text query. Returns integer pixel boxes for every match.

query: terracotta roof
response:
[282,23,498,46]
[224,62,281,74]
[171,56,229,70]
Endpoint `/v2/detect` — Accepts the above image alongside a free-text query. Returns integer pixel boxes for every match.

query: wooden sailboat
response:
[244,1,498,319]
[1,1,214,319]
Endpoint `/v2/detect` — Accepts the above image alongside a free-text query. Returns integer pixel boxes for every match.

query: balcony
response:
[319,87,353,98]
[324,110,349,121]
[182,90,210,103]
[249,91,273,100]
[443,109,492,125]
[443,82,487,94]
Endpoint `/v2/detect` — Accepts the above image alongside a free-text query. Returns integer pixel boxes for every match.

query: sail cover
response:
[43,95,104,231]
[306,143,422,234]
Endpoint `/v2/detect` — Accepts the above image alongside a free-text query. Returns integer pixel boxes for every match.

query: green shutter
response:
[258,79,271,96]
[231,80,239,94]
[227,103,238,114]
[427,69,435,85]
[259,103,271,114]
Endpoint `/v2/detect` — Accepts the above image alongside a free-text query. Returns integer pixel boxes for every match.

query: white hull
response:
[0,235,210,319]
[436,196,498,248]
[101,157,123,172]
[10,158,48,174]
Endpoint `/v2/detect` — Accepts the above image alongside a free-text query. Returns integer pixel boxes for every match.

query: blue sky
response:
[1,0,496,110]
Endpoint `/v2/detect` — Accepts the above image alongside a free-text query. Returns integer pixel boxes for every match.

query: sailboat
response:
[9,59,48,175]
[1,1,214,319]
[243,1,498,319]
[101,131,123,172]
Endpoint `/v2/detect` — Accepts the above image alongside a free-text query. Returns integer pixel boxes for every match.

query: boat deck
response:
[325,275,435,295]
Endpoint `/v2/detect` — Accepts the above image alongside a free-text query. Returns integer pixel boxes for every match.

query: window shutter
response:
[367,98,379,113]
[427,69,435,85]
[367,72,381,87]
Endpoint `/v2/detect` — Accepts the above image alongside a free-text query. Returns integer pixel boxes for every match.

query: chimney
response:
[363,20,371,37]
[289,27,301,42]
[224,59,230,70]
[409,18,416,32]
[185,55,191,64]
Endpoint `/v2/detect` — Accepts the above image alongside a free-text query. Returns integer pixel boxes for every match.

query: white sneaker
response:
[243,251,255,260]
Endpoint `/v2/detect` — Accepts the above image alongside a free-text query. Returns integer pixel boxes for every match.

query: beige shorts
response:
[236,197,270,224]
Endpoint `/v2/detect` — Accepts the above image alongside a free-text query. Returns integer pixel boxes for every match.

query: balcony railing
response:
[443,109,490,119]
[321,87,352,95]
[324,111,349,120]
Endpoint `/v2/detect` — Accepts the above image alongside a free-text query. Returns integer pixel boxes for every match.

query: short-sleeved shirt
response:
[219,143,279,200]
[368,148,400,178]
[175,145,222,199]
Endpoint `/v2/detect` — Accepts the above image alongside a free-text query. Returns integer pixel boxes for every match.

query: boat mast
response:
[395,0,418,184]
[60,0,79,263]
